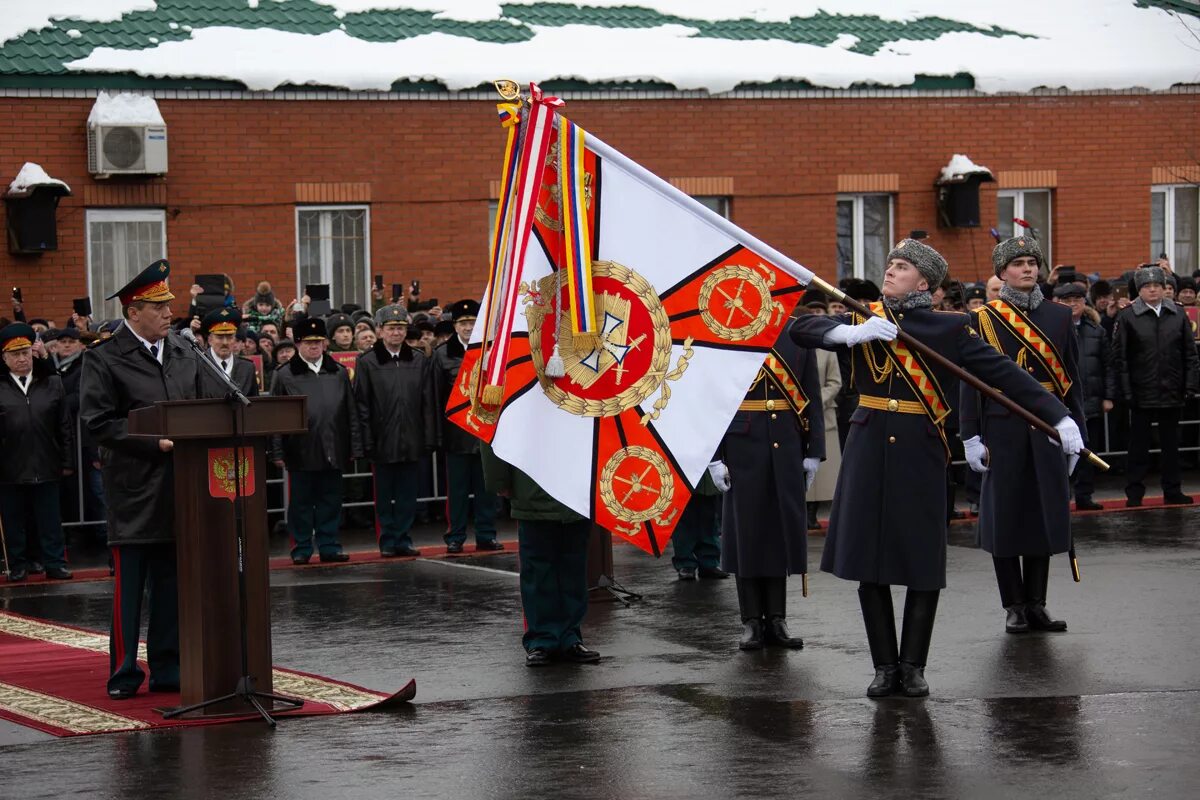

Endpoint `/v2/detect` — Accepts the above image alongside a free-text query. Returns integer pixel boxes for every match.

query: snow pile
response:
[44,1,1200,95]
[0,1,155,45]
[938,154,992,184]
[5,163,72,199]
[87,91,166,126]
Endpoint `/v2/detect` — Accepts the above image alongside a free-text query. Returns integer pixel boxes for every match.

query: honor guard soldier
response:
[270,317,362,564]
[354,304,437,558]
[79,260,204,699]
[0,323,75,582]
[200,307,259,397]
[432,299,502,554]
[792,239,1083,698]
[962,237,1087,634]
[481,443,600,667]
[719,321,823,649]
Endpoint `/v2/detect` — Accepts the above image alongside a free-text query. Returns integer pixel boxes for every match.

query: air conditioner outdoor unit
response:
[87,124,168,177]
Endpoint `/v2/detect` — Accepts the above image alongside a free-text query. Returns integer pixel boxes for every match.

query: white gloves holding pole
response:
[822,316,898,348]
[1053,416,1084,474]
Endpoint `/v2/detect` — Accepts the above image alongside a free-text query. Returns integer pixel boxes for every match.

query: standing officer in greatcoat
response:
[200,306,259,398]
[270,317,362,564]
[355,304,437,558]
[719,321,823,650]
[792,239,1083,698]
[79,260,204,699]
[432,299,502,554]
[961,236,1086,634]
[0,323,75,582]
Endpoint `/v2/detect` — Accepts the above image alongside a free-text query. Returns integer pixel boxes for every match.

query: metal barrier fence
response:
[59,409,1200,530]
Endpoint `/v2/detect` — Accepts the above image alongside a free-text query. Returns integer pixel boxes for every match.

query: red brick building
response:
[2,1,1198,322]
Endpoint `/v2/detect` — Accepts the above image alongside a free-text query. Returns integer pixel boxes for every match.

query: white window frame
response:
[997,189,1052,265]
[692,195,731,220]
[85,208,168,321]
[1151,184,1199,270]
[294,204,372,306]
[836,193,894,280]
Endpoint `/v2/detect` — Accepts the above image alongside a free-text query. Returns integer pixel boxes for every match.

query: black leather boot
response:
[993,556,1029,633]
[806,502,820,530]
[1023,556,1067,631]
[763,577,803,648]
[898,589,939,698]
[858,583,901,698]
[736,576,765,650]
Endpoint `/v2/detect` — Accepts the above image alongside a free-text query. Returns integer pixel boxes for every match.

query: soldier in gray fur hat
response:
[962,236,1087,635]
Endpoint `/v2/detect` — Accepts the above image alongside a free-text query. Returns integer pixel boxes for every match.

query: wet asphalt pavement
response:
[1,507,1198,799]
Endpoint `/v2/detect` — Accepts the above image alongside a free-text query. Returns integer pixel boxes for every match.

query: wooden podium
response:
[129,396,307,716]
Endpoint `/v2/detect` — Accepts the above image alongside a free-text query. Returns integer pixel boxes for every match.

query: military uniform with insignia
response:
[79,260,205,698]
[792,239,1076,698]
[669,469,724,580]
[962,237,1086,634]
[354,305,437,558]
[432,299,501,553]
[719,321,823,649]
[200,306,259,398]
[270,317,362,564]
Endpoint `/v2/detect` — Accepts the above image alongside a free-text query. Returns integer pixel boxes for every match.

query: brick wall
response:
[1,92,1196,323]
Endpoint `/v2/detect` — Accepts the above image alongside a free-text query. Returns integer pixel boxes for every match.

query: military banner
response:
[448,104,814,555]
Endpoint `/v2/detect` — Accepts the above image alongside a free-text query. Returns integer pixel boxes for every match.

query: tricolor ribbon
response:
[558,117,597,336]
[476,83,563,407]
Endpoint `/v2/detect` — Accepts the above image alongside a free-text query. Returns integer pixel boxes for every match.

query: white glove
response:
[822,316,898,348]
[1052,417,1084,474]
[707,460,731,493]
[802,457,820,492]
[963,435,989,473]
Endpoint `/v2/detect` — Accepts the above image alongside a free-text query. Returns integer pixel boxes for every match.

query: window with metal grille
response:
[295,206,370,307]
[85,209,167,321]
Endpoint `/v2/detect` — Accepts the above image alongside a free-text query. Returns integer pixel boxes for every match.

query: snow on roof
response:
[28,1,1200,95]
[87,91,166,126]
[939,154,993,184]
[0,1,156,46]
[5,162,72,198]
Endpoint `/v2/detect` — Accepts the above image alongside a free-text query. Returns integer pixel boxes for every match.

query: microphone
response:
[180,326,199,346]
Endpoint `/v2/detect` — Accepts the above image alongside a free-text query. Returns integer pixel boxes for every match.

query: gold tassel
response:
[544,344,565,378]
[571,330,600,353]
[481,384,504,405]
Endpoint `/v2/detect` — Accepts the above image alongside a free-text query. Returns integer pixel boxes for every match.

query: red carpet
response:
[0,611,414,737]
[16,539,519,586]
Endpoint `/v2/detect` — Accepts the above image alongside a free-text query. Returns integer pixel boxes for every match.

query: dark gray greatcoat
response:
[354,339,437,464]
[79,325,204,546]
[431,336,480,456]
[720,322,824,577]
[270,353,362,471]
[199,354,259,399]
[793,307,1069,590]
[961,300,1085,558]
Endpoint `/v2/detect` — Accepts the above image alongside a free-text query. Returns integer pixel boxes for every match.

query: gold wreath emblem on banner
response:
[599,445,675,527]
[459,356,499,429]
[698,263,785,342]
[525,260,682,418]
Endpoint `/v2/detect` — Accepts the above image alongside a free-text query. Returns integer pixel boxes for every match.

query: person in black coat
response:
[1052,283,1114,509]
[0,324,75,582]
[79,260,205,699]
[961,237,1087,635]
[270,317,363,564]
[719,321,823,650]
[198,307,259,398]
[1107,266,1200,506]
[354,305,436,558]
[792,239,1080,699]
[431,299,502,554]
[54,327,108,546]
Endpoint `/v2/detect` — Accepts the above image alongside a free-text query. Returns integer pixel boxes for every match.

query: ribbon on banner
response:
[558,117,597,337]
[476,82,563,408]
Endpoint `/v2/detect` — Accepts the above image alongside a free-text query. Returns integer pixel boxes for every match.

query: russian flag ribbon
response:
[558,117,597,336]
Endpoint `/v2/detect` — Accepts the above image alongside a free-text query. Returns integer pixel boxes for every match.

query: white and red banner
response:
[449,117,814,555]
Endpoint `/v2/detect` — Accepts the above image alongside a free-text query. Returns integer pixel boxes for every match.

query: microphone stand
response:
[164,331,303,727]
